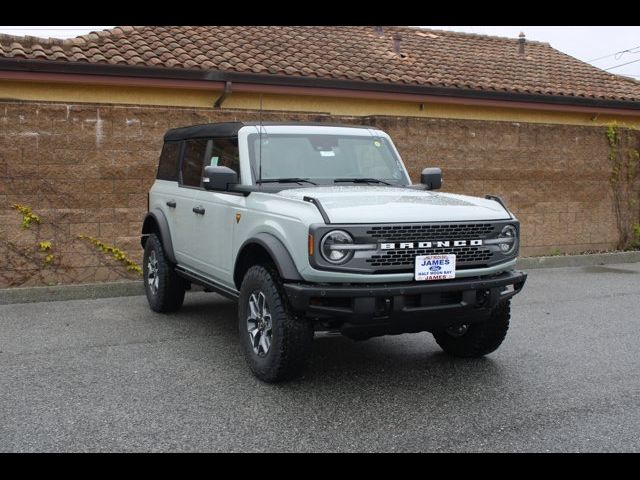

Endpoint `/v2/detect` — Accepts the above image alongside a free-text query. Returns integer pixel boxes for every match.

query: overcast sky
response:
[1,25,639,79]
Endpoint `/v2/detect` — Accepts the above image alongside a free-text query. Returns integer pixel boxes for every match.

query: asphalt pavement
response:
[1,263,639,452]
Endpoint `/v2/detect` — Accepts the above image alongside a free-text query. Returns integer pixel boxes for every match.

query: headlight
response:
[498,225,518,255]
[320,230,354,264]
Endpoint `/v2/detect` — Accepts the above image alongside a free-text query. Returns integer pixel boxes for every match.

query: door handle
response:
[192,205,206,215]
[166,200,176,208]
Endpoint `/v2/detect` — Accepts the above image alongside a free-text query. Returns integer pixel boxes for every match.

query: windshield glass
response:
[248,133,410,186]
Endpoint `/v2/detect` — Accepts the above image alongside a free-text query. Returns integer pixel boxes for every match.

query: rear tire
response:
[433,300,510,358]
[143,233,186,313]
[238,265,314,382]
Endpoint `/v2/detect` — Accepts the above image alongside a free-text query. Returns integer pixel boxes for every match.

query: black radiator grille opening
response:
[367,246,493,267]
[366,223,494,242]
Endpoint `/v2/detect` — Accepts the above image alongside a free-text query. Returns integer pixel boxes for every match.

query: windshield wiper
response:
[334,178,391,185]
[257,178,317,185]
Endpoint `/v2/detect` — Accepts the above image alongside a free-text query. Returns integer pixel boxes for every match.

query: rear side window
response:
[207,137,240,173]
[157,141,181,181]
[181,139,208,187]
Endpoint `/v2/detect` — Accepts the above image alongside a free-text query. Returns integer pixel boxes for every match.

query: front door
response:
[190,190,245,287]
[184,136,243,288]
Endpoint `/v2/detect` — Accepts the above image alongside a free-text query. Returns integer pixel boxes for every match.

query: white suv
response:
[141,122,527,382]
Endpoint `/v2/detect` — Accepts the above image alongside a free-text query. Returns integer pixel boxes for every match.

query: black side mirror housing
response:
[420,167,442,190]
[203,166,238,191]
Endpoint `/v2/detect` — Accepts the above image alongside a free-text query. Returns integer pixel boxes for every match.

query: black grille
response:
[367,246,493,267]
[363,222,502,271]
[366,223,495,242]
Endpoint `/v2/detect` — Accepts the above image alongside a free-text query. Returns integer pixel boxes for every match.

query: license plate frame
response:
[414,254,456,281]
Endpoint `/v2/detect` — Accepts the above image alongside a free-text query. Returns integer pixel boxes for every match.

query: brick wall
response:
[0,100,634,288]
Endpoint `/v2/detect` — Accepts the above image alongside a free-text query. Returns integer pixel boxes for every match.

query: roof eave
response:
[1,57,640,113]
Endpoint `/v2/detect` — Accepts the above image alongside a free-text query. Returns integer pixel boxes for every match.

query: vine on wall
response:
[77,235,143,274]
[12,203,41,229]
[3,205,60,287]
[2,204,142,288]
[606,124,640,249]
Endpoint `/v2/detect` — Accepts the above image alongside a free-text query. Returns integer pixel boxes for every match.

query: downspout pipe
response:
[214,80,232,108]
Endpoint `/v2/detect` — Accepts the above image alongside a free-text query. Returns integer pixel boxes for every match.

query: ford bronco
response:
[141,122,527,382]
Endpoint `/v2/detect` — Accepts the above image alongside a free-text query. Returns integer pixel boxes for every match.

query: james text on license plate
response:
[414,254,456,281]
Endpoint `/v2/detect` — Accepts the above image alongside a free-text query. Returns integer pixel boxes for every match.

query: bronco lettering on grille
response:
[380,240,483,250]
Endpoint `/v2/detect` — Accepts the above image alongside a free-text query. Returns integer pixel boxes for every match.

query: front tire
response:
[143,233,186,313]
[238,265,314,382]
[432,300,511,358]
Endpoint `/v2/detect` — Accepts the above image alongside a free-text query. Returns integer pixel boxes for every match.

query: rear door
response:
[172,138,209,268]
[150,140,182,241]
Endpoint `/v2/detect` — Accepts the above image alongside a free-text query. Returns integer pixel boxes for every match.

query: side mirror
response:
[420,167,442,190]
[203,166,238,191]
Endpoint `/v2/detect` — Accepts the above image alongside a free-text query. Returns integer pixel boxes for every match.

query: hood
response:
[276,186,510,223]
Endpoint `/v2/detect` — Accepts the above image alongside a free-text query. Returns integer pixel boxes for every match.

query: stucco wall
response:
[0,100,634,287]
[2,80,640,128]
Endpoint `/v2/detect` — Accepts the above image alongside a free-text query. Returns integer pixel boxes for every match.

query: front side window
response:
[181,138,208,187]
[207,137,240,173]
[247,133,409,185]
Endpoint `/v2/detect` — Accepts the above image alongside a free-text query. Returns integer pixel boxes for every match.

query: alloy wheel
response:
[246,291,273,356]
[147,250,159,295]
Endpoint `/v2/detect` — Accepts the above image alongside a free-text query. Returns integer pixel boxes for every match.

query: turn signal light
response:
[308,234,314,256]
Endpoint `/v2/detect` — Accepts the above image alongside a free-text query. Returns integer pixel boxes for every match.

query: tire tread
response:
[239,265,313,382]
[143,233,185,313]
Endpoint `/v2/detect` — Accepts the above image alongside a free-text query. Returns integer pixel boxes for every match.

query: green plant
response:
[3,204,66,285]
[12,203,41,229]
[78,235,142,274]
[38,241,55,266]
[632,224,640,249]
[606,124,640,249]
[6,201,138,287]
[10,206,55,267]
[550,248,562,256]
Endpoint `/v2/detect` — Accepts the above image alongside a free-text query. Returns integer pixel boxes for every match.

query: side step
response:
[175,267,239,301]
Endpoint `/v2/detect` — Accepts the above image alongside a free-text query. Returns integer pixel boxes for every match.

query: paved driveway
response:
[1,263,639,452]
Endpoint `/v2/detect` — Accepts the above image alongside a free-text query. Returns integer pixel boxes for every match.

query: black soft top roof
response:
[163,121,373,141]
[163,122,244,141]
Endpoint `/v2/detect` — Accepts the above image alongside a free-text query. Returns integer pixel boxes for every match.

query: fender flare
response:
[236,233,303,282]
[141,208,177,264]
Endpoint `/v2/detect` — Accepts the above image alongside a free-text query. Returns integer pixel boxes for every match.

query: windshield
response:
[248,133,410,186]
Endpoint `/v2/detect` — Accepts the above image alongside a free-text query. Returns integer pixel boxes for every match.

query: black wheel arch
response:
[234,233,303,289]
[141,208,177,264]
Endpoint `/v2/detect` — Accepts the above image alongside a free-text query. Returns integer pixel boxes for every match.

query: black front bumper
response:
[284,270,527,337]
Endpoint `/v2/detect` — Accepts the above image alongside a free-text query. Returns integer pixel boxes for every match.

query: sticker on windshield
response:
[374,140,381,147]
[320,151,335,157]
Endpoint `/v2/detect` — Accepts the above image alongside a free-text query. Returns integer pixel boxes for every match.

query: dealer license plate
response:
[414,254,456,281]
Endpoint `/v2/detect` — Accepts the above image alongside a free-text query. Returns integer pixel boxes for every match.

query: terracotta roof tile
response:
[1,26,639,103]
